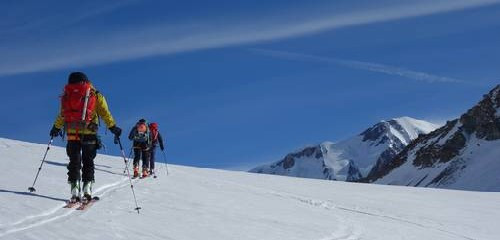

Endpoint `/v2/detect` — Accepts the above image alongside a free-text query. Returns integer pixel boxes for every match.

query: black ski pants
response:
[133,147,150,169]
[66,135,98,183]
[149,146,157,170]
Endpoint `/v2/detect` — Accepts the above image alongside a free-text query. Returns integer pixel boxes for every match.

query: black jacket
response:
[128,126,165,150]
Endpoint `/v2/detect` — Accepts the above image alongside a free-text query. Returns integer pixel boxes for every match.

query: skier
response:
[128,119,152,178]
[148,122,165,176]
[49,72,122,203]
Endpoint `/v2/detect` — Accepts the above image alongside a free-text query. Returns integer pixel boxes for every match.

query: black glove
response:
[50,126,61,137]
[160,146,165,151]
[109,125,122,138]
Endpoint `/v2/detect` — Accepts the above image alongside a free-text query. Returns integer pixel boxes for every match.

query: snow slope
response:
[373,137,500,191]
[1,137,499,240]
[366,85,500,192]
[251,117,438,181]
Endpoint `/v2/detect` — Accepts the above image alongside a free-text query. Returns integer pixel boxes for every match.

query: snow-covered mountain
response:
[364,85,500,191]
[250,117,439,181]
[1,137,500,240]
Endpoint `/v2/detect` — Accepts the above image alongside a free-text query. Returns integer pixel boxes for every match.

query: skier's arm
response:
[95,92,117,128]
[128,127,136,140]
[53,105,64,129]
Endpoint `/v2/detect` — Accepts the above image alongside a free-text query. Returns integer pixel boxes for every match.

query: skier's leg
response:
[142,149,150,177]
[81,136,97,183]
[150,146,156,173]
[66,141,82,183]
[81,136,97,200]
[133,148,140,177]
[66,140,82,199]
[133,148,141,167]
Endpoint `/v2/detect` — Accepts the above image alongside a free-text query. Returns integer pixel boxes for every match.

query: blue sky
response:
[1,0,499,170]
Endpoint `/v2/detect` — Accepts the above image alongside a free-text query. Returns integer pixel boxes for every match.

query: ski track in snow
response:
[0,177,130,238]
[279,194,474,240]
[1,138,498,240]
[175,168,363,240]
[0,166,478,240]
[318,223,359,240]
[0,160,489,240]
[176,168,476,240]
[283,193,474,240]
[333,206,475,240]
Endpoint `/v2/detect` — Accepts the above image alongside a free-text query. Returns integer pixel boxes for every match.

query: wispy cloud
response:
[251,49,463,83]
[0,0,498,76]
[0,0,138,35]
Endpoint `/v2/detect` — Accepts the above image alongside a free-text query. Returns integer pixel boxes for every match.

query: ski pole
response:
[28,137,54,193]
[123,147,133,174]
[115,136,141,214]
[161,150,169,175]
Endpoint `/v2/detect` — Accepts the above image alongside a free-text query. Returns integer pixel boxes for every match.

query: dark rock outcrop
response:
[362,84,500,184]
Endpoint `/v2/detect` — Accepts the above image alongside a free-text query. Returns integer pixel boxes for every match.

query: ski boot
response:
[82,181,93,202]
[69,181,81,203]
[133,166,139,178]
[150,168,157,178]
[142,168,149,178]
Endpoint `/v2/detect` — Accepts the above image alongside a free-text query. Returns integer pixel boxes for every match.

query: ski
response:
[140,172,151,179]
[63,200,81,209]
[76,196,100,211]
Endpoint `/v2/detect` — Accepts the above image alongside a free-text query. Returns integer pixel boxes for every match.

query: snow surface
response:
[392,117,440,144]
[372,90,500,191]
[1,138,500,240]
[375,135,500,192]
[328,116,438,176]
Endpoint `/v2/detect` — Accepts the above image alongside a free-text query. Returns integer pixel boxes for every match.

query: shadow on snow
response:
[0,189,67,202]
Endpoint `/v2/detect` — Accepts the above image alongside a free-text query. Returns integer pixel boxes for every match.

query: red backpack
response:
[149,122,159,142]
[61,82,97,131]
